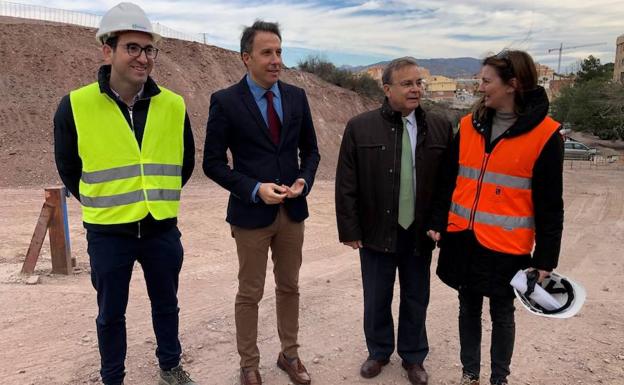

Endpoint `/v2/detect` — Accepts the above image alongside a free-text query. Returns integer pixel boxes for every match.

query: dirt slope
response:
[1,165,624,384]
[0,16,377,187]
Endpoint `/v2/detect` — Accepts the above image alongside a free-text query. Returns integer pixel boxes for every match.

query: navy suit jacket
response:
[203,77,320,229]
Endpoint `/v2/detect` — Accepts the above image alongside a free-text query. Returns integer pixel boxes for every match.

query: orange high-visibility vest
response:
[447,114,560,255]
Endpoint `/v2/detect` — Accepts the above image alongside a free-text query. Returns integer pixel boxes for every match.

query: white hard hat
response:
[95,2,161,44]
[513,270,586,319]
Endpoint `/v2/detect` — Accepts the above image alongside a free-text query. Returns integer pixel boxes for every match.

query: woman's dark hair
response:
[104,35,119,49]
[473,49,538,120]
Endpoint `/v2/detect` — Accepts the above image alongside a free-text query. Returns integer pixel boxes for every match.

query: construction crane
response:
[547,42,606,74]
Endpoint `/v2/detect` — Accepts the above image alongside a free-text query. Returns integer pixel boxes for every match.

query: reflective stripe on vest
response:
[447,114,560,254]
[71,82,185,224]
[80,188,181,208]
[80,164,182,185]
[450,201,535,230]
[458,166,532,190]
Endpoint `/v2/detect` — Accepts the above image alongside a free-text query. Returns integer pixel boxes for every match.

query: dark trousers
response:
[87,227,184,385]
[459,287,515,384]
[359,228,431,364]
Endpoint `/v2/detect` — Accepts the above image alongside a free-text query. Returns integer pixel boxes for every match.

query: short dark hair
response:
[240,20,281,55]
[382,57,418,85]
[104,35,119,49]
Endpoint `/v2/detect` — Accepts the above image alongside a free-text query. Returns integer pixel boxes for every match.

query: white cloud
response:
[13,0,623,70]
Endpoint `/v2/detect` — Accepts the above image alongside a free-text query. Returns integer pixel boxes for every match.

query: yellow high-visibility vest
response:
[70,82,185,224]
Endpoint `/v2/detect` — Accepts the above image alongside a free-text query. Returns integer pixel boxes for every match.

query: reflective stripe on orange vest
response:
[447,114,560,255]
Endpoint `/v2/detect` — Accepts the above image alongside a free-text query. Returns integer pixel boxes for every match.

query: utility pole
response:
[547,42,606,75]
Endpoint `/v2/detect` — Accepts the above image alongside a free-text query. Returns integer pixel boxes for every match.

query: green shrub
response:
[298,55,384,100]
[551,56,624,140]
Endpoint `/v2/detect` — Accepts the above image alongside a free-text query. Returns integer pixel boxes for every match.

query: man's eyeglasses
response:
[393,79,423,89]
[124,43,159,59]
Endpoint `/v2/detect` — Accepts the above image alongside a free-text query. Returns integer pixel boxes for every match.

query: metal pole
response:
[557,42,563,74]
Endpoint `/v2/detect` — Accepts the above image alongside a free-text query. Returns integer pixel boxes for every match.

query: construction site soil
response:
[0,16,377,187]
[1,16,624,385]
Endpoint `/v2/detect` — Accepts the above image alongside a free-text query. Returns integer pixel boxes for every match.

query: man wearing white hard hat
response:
[53,3,196,384]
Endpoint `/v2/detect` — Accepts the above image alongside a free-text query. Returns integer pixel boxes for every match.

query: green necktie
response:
[398,117,415,229]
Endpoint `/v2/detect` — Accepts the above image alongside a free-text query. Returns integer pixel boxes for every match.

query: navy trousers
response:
[359,227,432,364]
[87,227,184,385]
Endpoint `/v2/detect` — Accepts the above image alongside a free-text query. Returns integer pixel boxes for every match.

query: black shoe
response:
[360,358,390,378]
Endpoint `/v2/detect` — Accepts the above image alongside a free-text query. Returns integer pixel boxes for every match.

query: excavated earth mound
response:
[0,16,378,187]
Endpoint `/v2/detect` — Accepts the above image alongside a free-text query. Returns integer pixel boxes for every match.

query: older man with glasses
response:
[336,57,453,385]
[53,3,195,385]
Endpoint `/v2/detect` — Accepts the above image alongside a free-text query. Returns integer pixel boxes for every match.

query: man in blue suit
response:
[203,20,320,385]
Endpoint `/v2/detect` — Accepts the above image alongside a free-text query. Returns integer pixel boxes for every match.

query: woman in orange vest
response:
[427,50,564,385]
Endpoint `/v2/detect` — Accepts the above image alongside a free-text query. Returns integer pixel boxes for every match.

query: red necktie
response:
[265,90,281,145]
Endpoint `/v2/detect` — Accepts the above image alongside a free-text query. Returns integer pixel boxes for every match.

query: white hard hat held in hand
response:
[96,2,161,44]
[510,269,586,319]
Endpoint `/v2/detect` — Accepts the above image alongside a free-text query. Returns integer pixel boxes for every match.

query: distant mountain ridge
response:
[344,57,482,78]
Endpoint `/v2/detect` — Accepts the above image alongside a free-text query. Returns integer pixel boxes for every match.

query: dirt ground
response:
[1,164,623,385]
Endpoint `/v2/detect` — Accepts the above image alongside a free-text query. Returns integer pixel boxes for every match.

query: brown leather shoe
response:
[240,368,262,385]
[276,352,311,385]
[360,358,390,378]
[402,361,428,385]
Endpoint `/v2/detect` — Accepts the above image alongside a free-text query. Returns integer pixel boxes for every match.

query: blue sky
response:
[14,0,624,72]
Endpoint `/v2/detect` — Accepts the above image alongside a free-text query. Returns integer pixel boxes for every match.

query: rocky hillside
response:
[0,16,378,187]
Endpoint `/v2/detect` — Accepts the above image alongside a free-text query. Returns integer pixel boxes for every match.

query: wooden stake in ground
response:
[21,187,73,275]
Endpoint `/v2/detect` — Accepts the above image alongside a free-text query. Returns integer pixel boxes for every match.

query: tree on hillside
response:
[551,56,624,140]
[298,55,384,100]
[576,55,614,83]
[298,56,337,81]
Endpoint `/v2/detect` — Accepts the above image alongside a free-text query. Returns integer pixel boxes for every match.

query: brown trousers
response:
[231,206,304,369]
